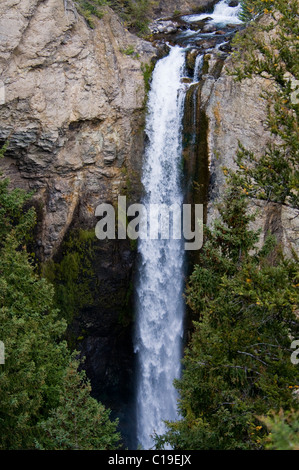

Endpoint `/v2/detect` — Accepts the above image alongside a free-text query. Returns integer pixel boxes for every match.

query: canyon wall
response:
[0,0,154,259]
[200,53,298,256]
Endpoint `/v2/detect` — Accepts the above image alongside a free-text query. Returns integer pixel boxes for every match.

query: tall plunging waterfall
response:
[135,46,187,450]
[133,0,244,450]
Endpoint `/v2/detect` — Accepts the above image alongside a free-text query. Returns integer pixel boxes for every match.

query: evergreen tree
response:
[260,409,299,450]
[0,146,121,449]
[239,0,275,22]
[156,181,299,450]
[37,355,121,450]
[0,190,69,448]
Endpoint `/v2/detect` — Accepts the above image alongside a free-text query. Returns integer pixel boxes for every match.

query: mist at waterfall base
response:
[133,1,243,450]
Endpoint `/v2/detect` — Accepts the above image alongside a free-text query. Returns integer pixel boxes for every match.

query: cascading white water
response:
[208,0,242,24]
[134,0,244,450]
[193,54,204,82]
[135,46,187,450]
[183,0,243,25]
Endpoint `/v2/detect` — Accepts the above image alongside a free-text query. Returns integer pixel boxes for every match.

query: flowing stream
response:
[134,0,243,450]
[182,0,242,25]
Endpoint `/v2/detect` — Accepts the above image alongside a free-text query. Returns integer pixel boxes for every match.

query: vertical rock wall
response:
[0,0,154,258]
[198,53,298,256]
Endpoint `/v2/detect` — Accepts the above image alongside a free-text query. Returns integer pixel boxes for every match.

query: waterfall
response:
[135,46,187,450]
[133,0,244,449]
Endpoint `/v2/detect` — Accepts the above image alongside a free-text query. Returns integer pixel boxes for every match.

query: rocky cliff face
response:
[199,53,298,256]
[0,0,154,259]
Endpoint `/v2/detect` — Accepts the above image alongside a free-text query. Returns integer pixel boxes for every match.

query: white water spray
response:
[134,0,244,450]
[135,46,187,450]
[183,0,243,25]
[193,54,204,82]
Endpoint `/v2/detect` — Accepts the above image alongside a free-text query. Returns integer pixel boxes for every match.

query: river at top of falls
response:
[171,0,243,49]
[182,0,243,25]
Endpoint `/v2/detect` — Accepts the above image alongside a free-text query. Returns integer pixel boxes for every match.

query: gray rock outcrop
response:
[200,53,298,255]
[0,0,155,258]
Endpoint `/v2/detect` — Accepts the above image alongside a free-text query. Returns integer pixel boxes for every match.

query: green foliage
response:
[74,0,110,28]
[233,138,298,207]
[141,61,155,96]
[156,178,299,450]
[43,229,96,325]
[110,0,155,36]
[125,0,153,35]
[75,0,156,36]
[239,0,275,22]
[0,153,69,447]
[120,45,137,56]
[235,0,299,81]
[230,0,299,209]
[0,178,35,245]
[36,355,121,450]
[0,142,8,158]
[0,146,35,246]
[0,234,69,449]
[260,409,299,450]
[0,145,121,449]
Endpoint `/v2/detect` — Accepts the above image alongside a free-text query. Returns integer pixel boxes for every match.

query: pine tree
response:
[0,215,69,449]
[260,409,299,450]
[0,146,121,449]
[156,182,299,450]
[239,0,275,22]
[37,355,121,450]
